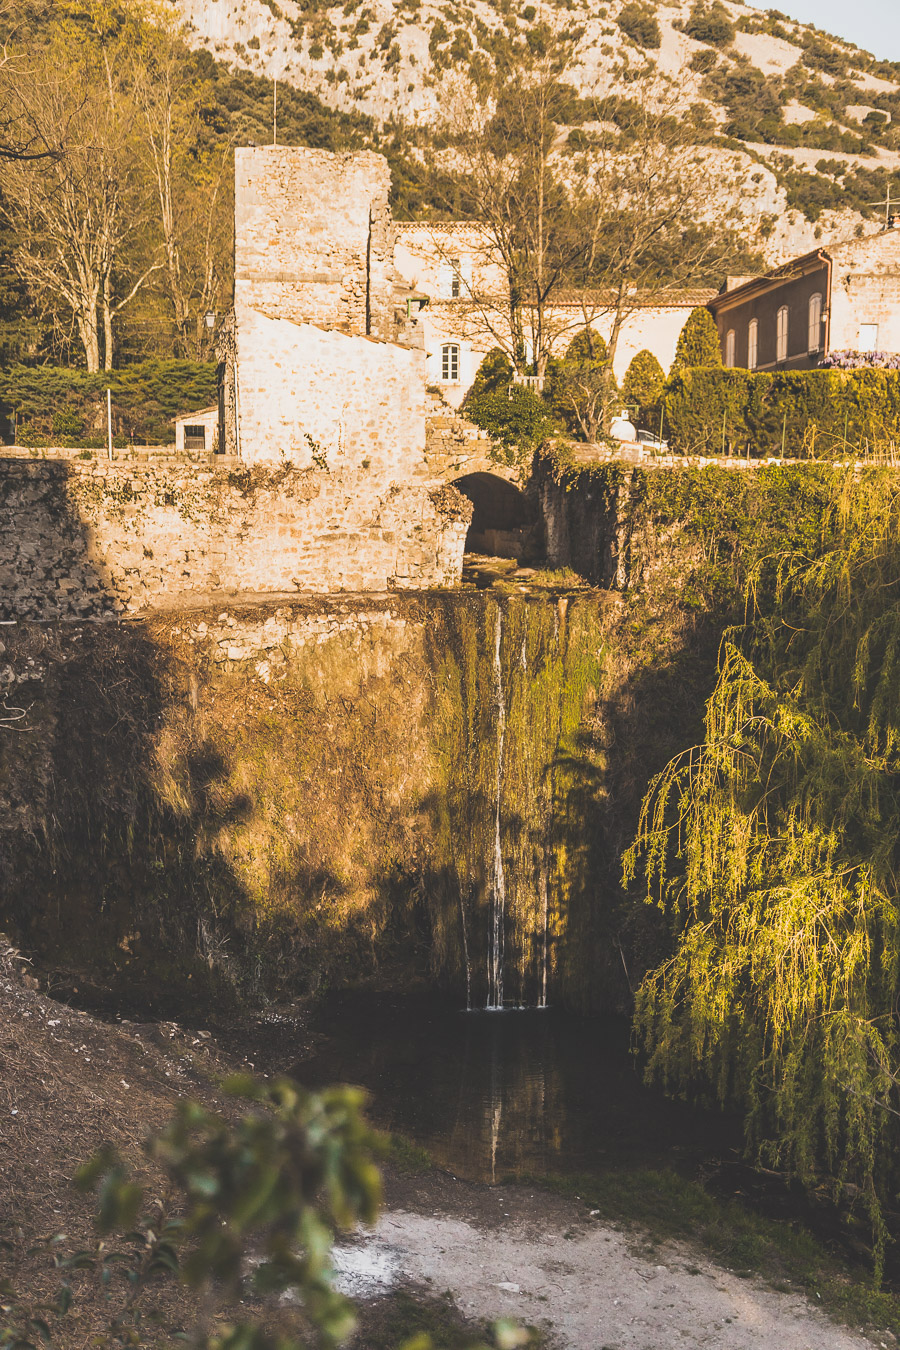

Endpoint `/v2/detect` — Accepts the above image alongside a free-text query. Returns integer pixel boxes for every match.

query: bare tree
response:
[0,36,157,370]
[572,64,745,425]
[133,24,233,359]
[435,29,594,378]
[0,0,63,163]
[434,39,749,427]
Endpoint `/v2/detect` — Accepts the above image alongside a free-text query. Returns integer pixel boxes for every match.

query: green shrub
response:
[682,0,735,46]
[664,366,900,456]
[616,1,661,49]
[0,360,217,446]
[464,347,514,401]
[463,351,560,466]
[544,330,617,442]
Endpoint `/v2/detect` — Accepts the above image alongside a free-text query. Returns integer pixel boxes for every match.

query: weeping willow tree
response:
[624,470,900,1266]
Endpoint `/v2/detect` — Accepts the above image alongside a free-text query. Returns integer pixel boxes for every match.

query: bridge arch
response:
[452,472,534,559]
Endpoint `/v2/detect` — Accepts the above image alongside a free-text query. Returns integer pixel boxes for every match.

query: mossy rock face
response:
[0,594,611,1011]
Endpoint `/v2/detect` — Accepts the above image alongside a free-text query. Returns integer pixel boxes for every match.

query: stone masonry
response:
[827,229,900,354]
[0,454,471,619]
[211,144,475,593]
[234,147,396,339]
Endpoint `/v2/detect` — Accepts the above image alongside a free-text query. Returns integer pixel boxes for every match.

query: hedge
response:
[664,367,900,457]
[0,360,218,446]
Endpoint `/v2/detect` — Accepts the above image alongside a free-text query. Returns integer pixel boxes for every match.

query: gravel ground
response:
[338,1198,882,1350]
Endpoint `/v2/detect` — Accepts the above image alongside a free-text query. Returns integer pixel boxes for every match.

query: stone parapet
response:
[0,457,471,620]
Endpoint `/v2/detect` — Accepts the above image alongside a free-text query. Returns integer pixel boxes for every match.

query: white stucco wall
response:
[174,407,219,452]
[394,222,505,300]
[416,302,706,406]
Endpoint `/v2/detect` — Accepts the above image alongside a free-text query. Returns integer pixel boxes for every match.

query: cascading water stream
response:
[487,606,507,1010]
[539,868,550,1009]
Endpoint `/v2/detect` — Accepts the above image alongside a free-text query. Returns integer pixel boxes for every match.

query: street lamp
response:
[204,311,216,331]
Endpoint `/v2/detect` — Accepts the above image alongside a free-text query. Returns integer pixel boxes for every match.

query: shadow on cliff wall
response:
[0,463,256,1015]
[390,780,615,1013]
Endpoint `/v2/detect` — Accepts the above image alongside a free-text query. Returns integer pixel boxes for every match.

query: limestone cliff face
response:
[172,0,900,266]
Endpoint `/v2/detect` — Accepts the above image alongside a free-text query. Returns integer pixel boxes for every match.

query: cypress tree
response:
[622,349,665,427]
[671,306,723,374]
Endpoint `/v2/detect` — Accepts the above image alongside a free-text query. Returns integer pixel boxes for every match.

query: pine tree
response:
[671,306,722,374]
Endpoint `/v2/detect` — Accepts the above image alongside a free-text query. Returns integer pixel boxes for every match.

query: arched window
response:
[441,344,460,381]
[725,329,735,367]
[747,318,758,371]
[776,306,789,363]
[808,293,822,353]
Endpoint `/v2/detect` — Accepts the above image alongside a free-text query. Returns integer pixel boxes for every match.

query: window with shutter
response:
[748,319,758,371]
[808,294,822,353]
[776,306,789,363]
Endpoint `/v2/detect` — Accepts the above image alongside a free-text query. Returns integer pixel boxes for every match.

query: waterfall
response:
[458,883,472,1012]
[539,866,550,1009]
[486,606,507,1010]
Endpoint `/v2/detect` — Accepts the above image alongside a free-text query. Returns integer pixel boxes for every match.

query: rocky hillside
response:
[172,0,900,265]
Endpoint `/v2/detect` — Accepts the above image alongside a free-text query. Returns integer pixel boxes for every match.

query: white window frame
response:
[808,293,822,354]
[725,329,735,368]
[449,257,462,299]
[441,343,460,382]
[776,306,789,363]
[747,318,758,371]
[858,323,879,353]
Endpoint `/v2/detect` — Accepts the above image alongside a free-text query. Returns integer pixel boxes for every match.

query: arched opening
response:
[453,473,533,559]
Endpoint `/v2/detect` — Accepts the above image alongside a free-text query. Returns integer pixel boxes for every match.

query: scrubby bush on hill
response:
[616,2,661,50]
[681,0,735,48]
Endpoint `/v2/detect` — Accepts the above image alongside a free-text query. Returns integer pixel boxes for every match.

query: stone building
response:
[707,220,900,370]
[220,146,428,466]
[216,146,472,590]
[392,220,715,407]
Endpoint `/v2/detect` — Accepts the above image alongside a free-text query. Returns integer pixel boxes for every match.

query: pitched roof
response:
[551,287,717,308]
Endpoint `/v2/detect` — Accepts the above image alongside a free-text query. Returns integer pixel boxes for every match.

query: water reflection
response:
[293,994,737,1184]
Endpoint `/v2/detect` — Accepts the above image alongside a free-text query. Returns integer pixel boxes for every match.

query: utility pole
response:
[107,388,113,461]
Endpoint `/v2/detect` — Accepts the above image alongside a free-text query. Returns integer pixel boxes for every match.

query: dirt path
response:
[337,1177,880,1350]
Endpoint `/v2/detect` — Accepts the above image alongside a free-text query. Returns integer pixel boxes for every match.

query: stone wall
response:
[536,456,633,588]
[234,146,394,338]
[0,455,471,619]
[233,305,426,468]
[828,229,900,354]
[0,593,613,1013]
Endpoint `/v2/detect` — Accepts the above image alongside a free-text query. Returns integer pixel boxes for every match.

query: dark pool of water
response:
[293,992,741,1185]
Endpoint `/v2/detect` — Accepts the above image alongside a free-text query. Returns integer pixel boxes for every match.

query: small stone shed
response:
[174,406,220,453]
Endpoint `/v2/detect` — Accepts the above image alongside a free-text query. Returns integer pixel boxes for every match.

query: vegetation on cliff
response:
[624,469,900,1266]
